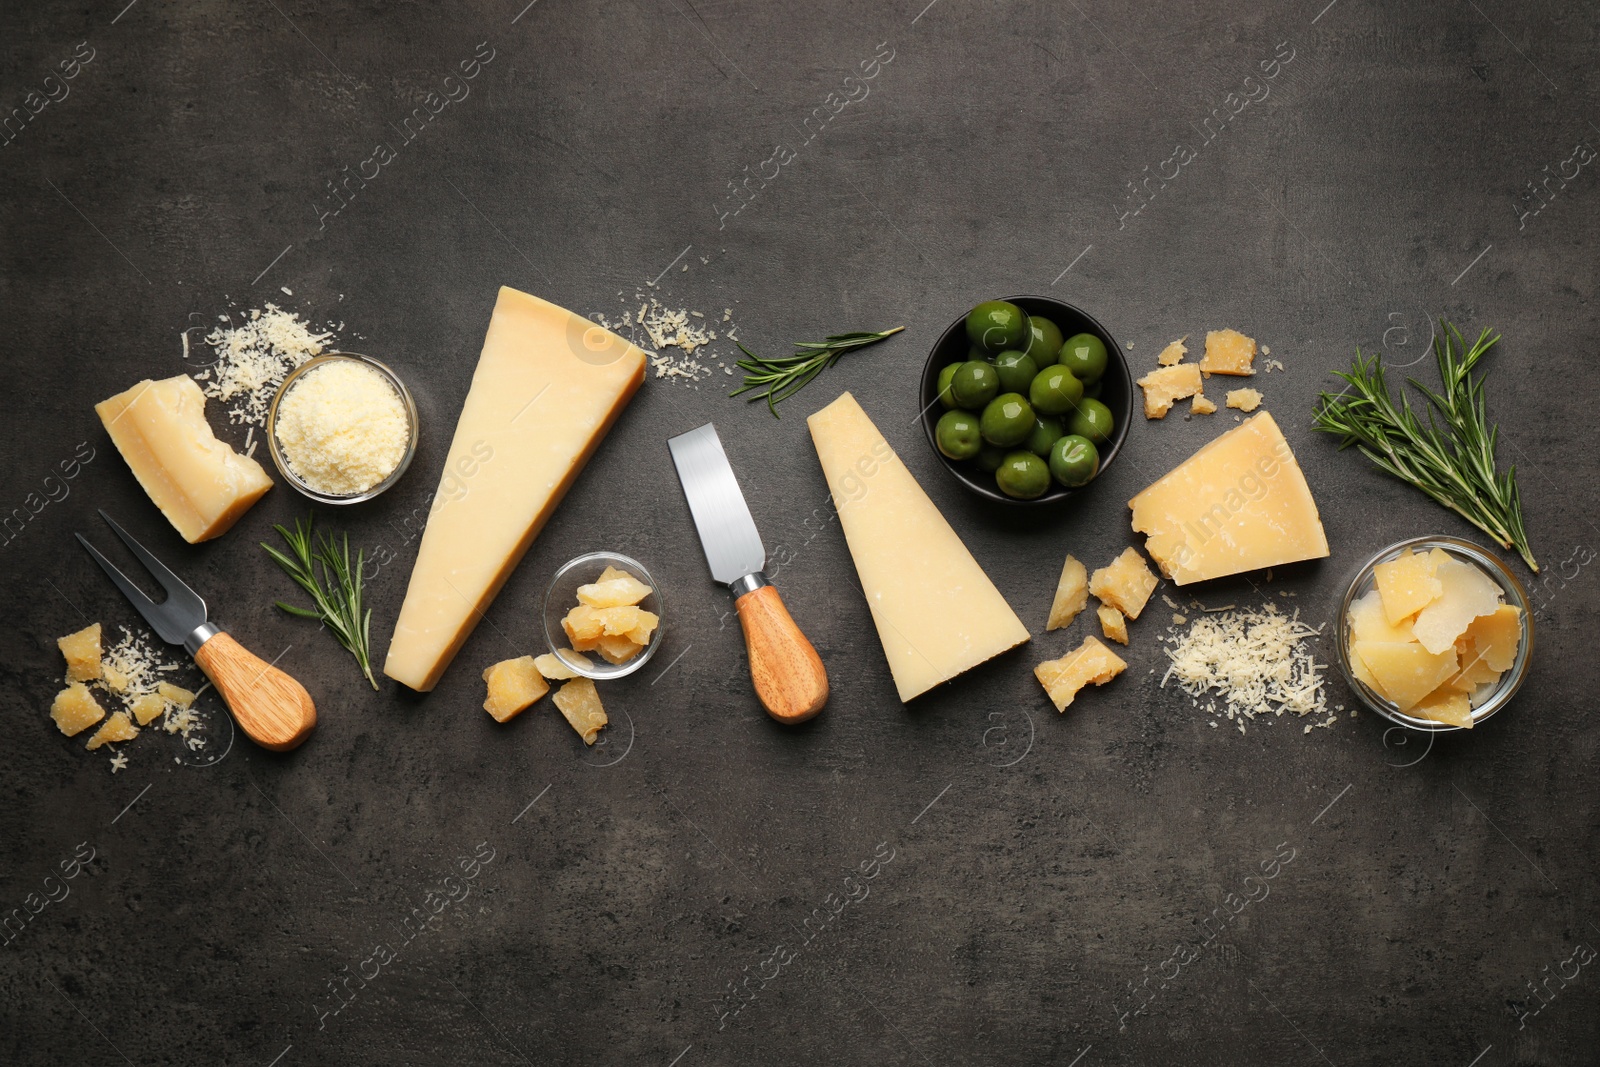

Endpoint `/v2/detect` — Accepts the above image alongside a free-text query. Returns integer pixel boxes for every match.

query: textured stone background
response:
[2,1,1597,1064]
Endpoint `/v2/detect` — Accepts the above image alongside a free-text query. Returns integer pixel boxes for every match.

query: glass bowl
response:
[541,552,665,681]
[919,295,1133,506]
[265,352,419,505]
[1334,535,1533,732]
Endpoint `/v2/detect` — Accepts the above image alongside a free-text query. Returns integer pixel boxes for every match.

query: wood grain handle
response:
[193,632,317,751]
[735,584,828,724]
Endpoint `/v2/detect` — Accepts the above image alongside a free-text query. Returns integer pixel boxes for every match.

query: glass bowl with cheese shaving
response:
[266,353,419,504]
[1335,536,1532,732]
[541,552,665,681]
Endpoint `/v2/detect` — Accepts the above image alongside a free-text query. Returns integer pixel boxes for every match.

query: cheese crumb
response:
[274,359,409,495]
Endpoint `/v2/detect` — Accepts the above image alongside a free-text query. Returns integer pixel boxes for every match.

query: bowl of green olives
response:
[921,296,1132,503]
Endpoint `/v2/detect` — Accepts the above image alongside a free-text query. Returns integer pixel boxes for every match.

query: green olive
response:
[996,451,1051,499]
[1029,365,1084,415]
[975,444,1006,473]
[1083,378,1103,400]
[991,350,1039,394]
[1049,434,1100,487]
[1059,332,1109,384]
[935,410,982,460]
[979,393,1035,447]
[936,362,964,409]
[965,300,1028,355]
[950,360,999,409]
[1024,316,1064,366]
[1068,398,1115,444]
[1025,415,1064,458]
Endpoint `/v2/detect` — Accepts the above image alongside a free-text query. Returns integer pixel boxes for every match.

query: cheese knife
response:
[668,423,829,724]
[75,510,317,751]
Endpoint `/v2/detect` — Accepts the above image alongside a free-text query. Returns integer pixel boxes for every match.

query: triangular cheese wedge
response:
[807,392,1030,701]
[384,287,645,691]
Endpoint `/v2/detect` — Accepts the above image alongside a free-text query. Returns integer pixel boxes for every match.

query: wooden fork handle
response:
[735,584,828,724]
[193,632,317,751]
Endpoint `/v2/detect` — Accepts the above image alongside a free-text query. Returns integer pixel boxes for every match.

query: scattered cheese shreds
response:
[1161,604,1330,731]
[195,304,335,425]
[591,292,733,383]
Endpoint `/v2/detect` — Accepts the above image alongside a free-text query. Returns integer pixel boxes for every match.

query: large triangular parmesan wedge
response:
[383,287,646,691]
[807,392,1030,701]
[1128,411,1328,585]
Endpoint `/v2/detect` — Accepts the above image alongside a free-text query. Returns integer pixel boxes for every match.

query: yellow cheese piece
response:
[50,683,106,736]
[85,711,138,750]
[552,678,608,744]
[1411,558,1501,654]
[102,665,130,693]
[1200,329,1257,375]
[157,681,196,708]
[57,623,103,682]
[1463,604,1521,672]
[1097,605,1128,645]
[95,375,273,543]
[1412,686,1473,729]
[1445,639,1502,692]
[1157,337,1188,366]
[129,693,166,726]
[1373,547,1442,626]
[1089,548,1158,619]
[595,634,644,664]
[808,392,1030,702]
[1034,636,1126,712]
[534,650,589,680]
[1225,388,1262,412]
[481,656,549,722]
[1348,590,1415,644]
[383,287,646,691]
[1046,554,1088,631]
[1191,393,1217,415]
[1128,411,1329,585]
[1136,363,1203,419]
[576,573,652,608]
[1352,640,1459,711]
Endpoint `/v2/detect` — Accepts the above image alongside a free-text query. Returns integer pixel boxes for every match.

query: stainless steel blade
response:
[668,423,766,585]
[76,511,209,646]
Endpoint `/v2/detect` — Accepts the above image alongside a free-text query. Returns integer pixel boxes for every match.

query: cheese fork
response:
[75,510,317,751]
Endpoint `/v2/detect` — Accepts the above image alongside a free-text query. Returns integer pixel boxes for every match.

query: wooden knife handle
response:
[193,632,317,751]
[735,584,828,724]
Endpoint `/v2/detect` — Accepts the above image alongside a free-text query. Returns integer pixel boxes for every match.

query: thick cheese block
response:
[383,287,646,691]
[95,376,273,543]
[1128,411,1328,585]
[808,392,1030,701]
[1136,363,1202,419]
[1199,329,1257,375]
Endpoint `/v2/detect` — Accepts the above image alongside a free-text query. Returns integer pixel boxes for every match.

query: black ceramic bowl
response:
[919,296,1133,505]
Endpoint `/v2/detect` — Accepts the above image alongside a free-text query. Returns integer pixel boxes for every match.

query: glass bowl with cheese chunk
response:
[1335,536,1532,732]
[266,352,419,504]
[541,552,664,680]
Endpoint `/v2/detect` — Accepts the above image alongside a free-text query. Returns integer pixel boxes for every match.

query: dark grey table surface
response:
[3,1,1597,1064]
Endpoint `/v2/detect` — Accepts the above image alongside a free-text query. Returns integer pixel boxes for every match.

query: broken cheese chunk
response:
[95,376,274,543]
[1412,686,1474,729]
[58,623,104,682]
[576,573,653,608]
[51,683,107,736]
[129,693,166,726]
[1157,337,1188,366]
[1199,329,1257,375]
[85,711,138,750]
[1046,554,1088,631]
[1137,363,1203,419]
[481,656,549,722]
[1097,605,1128,645]
[157,681,196,708]
[1034,636,1127,712]
[1463,605,1521,672]
[534,650,590,680]
[1348,590,1415,644]
[1225,388,1262,412]
[1352,640,1459,711]
[1088,548,1159,620]
[1191,394,1217,415]
[552,677,608,744]
[1128,412,1329,585]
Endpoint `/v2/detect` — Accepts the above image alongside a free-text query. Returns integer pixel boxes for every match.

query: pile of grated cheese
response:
[1159,603,1339,734]
[96,627,209,767]
[190,305,336,425]
[273,360,408,495]
[590,294,735,383]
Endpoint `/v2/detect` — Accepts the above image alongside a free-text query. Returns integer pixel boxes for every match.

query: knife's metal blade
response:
[668,423,766,585]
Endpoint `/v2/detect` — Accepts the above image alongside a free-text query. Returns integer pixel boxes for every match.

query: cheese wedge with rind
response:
[95,376,273,543]
[1128,411,1329,585]
[383,287,646,691]
[808,392,1030,702]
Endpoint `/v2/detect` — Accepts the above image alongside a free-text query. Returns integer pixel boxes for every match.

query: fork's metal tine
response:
[75,533,191,644]
[96,509,206,618]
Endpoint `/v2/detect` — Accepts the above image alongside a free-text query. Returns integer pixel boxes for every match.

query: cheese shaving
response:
[1160,604,1331,731]
[589,291,734,384]
[194,304,336,425]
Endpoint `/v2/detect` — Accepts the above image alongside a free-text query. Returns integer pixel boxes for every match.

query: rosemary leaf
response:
[261,514,380,688]
[731,326,904,416]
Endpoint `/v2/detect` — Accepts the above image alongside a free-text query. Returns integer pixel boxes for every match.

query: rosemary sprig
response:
[1312,320,1537,571]
[261,514,379,688]
[731,326,905,416]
